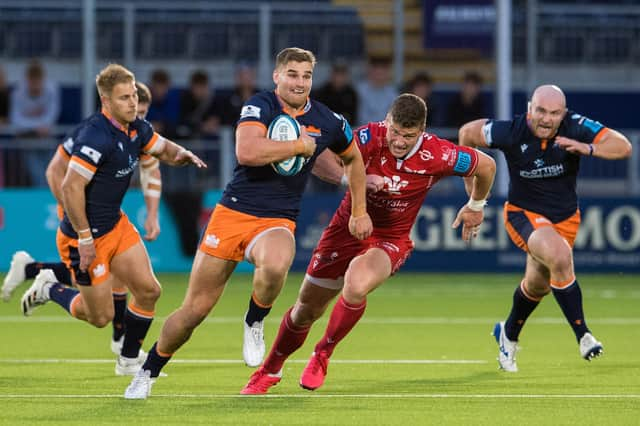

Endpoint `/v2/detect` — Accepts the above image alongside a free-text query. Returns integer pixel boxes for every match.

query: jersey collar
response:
[274,91,311,117]
[101,108,130,134]
[402,133,425,161]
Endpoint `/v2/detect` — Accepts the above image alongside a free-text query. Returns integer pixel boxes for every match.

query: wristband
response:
[467,198,487,212]
[588,144,594,156]
[340,175,349,187]
[78,236,94,246]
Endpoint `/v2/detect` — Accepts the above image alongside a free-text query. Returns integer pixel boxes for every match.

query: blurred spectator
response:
[405,71,438,127]
[313,61,358,125]
[217,63,259,127]
[355,56,398,126]
[9,60,60,187]
[444,71,486,130]
[0,66,9,127]
[177,69,220,139]
[146,68,180,139]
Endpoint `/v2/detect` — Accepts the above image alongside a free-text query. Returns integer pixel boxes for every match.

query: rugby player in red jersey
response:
[459,85,632,372]
[241,93,496,394]
[124,47,373,399]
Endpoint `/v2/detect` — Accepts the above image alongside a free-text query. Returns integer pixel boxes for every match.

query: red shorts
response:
[305,219,413,290]
[199,204,296,262]
[57,212,141,286]
[504,202,581,252]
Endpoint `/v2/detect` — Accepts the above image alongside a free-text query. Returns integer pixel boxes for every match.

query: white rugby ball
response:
[267,114,305,176]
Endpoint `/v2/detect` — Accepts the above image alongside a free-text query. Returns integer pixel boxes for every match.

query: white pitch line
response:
[1,316,639,325]
[1,394,639,399]
[0,359,487,365]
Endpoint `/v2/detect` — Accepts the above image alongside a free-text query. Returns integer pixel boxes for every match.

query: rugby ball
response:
[268,114,305,176]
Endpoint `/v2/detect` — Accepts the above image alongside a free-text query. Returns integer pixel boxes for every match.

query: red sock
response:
[263,307,311,374]
[314,295,366,357]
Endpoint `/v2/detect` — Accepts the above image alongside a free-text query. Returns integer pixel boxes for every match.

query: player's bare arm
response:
[45,150,70,205]
[235,123,316,166]
[139,158,162,241]
[458,119,491,194]
[339,145,373,240]
[153,139,207,168]
[452,150,496,242]
[61,169,95,271]
[554,129,632,160]
[312,150,383,193]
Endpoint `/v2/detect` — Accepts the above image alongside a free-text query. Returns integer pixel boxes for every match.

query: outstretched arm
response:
[555,129,632,160]
[153,138,207,168]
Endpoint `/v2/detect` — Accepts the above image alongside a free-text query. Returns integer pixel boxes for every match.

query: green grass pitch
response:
[1,272,638,425]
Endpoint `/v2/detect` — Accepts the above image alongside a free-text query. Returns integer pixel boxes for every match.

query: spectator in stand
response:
[444,71,486,130]
[146,69,180,139]
[9,60,60,187]
[217,63,259,128]
[355,56,398,126]
[313,61,358,125]
[177,70,219,139]
[405,71,438,127]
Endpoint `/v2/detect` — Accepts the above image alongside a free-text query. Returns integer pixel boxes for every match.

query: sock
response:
[245,292,272,326]
[121,303,154,358]
[263,307,311,374]
[25,262,72,284]
[142,342,172,379]
[551,279,589,342]
[112,290,128,341]
[504,281,541,341]
[314,295,366,358]
[49,283,80,315]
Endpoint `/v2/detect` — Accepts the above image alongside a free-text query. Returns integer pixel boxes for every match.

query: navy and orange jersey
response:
[59,110,164,238]
[334,121,479,238]
[482,110,608,223]
[219,91,354,221]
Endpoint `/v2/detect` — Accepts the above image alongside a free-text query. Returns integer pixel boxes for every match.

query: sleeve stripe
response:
[58,144,71,159]
[143,132,163,154]
[335,138,355,156]
[237,121,268,133]
[70,156,97,173]
[68,161,95,180]
[592,127,609,145]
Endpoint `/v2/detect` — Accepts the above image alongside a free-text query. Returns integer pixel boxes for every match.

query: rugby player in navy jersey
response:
[241,93,496,394]
[2,82,162,359]
[19,64,205,376]
[124,47,373,399]
[458,85,632,372]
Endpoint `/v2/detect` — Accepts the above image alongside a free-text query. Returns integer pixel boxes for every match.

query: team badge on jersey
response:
[358,128,370,144]
[454,151,472,173]
[80,145,102,164]
[240,105,261,119]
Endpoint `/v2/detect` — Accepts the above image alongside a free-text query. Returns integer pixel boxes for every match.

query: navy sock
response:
[245,293,271,326]
[112,292,128,341]
[121,306,153,358]
[49,283,80,315]
[142,342,172,378]
[552,280,589,342]
[504,283,540,341]
[25,262,72,284]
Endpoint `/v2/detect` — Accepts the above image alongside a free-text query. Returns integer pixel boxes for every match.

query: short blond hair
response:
[275,47,316,69]
[96,63,135,97]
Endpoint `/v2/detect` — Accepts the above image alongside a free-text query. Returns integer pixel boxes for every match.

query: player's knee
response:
[136,282,162,305]
[525,281,551,298]
[291,301,323,327]
[87,312,113,328]
[546,251,573,275]
[259,261,290,285]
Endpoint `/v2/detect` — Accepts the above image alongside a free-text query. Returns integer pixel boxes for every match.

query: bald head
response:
[527,85,567,139]
[531,85,566,109]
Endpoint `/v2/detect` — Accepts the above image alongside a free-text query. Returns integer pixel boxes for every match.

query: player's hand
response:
[452,205,484,242]
[554,136,589,155]
[143,213,161,241]
[349,213,373,240]
[298,127,317,158]
[175,148,207,168]
[366,174,385,192]
[78,241,96,272]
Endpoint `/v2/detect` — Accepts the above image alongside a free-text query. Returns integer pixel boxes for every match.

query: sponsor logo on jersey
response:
[419,149,434,161]
[80,145,102,164]
[521,144,528,153]
[115,155,139,178]
[205,234,220,248]
[381,156,387,166]
[358,128,370,144]
[453,151,472,173]
[534,158,545,168]
[240,105,261,119]
[520,163,565,178]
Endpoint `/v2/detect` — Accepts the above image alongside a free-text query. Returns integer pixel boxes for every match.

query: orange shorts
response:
[57,213,141,286]
[503,202,581,252]
[199,204,296,262]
